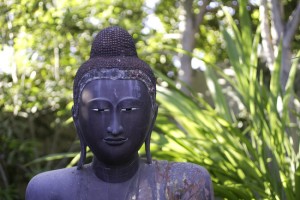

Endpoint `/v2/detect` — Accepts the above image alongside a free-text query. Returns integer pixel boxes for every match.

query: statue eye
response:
[92,108,109,112]
[121,107,139,112]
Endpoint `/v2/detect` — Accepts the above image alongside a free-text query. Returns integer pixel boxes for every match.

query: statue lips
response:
[103,137,128,145]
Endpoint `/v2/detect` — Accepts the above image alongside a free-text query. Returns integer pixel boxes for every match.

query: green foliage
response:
[1,0,300,199]
[151,2,300,199]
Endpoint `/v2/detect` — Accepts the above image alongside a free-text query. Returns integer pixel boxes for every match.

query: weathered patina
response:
[26,26,214,200]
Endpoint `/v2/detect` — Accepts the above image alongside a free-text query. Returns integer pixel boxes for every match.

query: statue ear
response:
[72,106,87,170]
[145,103,158,164]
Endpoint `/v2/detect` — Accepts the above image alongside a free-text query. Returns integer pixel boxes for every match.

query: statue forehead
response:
[80,79,149,101]
[75,68,154,96]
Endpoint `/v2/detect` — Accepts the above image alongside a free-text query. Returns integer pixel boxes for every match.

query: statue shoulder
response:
[153,160,214,200]
[25,166,90,200]
[172,161,211,182]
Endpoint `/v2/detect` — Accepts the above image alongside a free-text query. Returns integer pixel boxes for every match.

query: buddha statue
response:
[26,26,214,200]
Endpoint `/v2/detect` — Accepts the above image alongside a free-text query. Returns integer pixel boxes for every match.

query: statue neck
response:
[91,154,140,183]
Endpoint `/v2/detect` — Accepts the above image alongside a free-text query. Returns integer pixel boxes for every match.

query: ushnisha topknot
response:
[90,26,137,58]
[73,26,156,117]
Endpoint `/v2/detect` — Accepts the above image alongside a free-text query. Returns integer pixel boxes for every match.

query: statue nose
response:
[107,112,123,135]
[107,125,123,135]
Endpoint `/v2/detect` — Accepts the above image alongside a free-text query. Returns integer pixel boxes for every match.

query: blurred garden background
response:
[1,0,300,199]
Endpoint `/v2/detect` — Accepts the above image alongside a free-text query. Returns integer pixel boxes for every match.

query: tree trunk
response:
[280,44,292,90]
[261,0,300,89]
[259,0,275,70]
[267,0,300,152]
[180,0,196,86]
[179,0,209,88]
[280,1,300,88]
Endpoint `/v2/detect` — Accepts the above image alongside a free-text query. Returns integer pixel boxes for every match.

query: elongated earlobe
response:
[77,136,86,170]
[72,106,87,170]
[145,104,158,164]
[145,132,152,164]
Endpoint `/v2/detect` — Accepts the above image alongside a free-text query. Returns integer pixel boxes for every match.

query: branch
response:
[182,0,195,51]
[194,0,210,29]
[259,0,275,69]
[0,163,8,188]
[270,0,283,46]
[284,1,300,47]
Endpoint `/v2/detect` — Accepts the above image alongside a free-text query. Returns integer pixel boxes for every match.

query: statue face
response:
[77,79,153,165]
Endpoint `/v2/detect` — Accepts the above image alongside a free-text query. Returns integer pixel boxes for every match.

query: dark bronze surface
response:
[25,26,214,200]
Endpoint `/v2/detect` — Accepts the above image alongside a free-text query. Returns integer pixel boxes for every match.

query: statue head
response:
[72,27,157,169]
